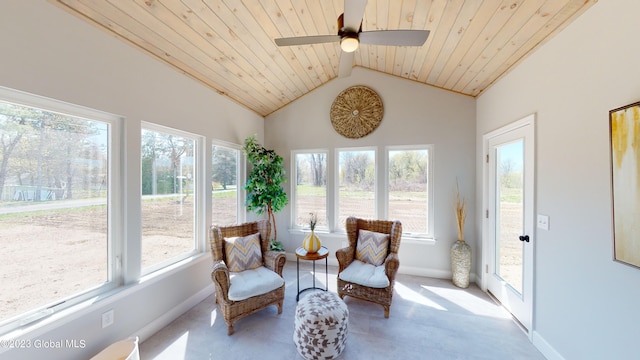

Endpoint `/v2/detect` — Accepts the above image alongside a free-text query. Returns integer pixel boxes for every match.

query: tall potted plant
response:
[243,135,288,251]
[451,179,471,288]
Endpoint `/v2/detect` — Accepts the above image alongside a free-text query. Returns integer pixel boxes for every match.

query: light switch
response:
[537,214,549,230]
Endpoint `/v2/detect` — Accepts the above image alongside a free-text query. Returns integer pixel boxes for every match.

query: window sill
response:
[287,228,436,245]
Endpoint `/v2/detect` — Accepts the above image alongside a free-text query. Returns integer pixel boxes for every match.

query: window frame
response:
[290,149,329,231]
[140,122,205,276]
[211,140,245,226]
[288,144,435,241]
[335,146,378,233]
[0,86,123,334]
[384,144,435,239]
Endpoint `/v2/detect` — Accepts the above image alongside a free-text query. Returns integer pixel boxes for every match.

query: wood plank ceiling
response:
[52,0,596,117]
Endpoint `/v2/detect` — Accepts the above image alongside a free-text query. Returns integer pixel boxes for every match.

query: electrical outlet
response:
[537,214,549,230]
[102,309,114,328]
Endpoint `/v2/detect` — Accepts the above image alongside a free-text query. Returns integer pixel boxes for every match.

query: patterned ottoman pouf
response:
[293,291,349,359]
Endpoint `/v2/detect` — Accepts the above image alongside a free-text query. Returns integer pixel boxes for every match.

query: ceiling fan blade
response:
[343,0,368,31]
[275,35,340,46]
[338,51,355,78]
[359,30,430,46]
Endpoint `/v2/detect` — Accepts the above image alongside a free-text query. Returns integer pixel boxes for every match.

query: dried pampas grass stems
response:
[455,179,466,241]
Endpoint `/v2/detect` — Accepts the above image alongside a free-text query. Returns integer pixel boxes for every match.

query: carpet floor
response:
[139,260,545,359]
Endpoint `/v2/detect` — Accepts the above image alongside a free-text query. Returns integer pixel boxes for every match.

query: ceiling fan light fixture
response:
[340,33,359,53]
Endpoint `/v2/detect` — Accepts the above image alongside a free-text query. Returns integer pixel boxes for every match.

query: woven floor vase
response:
[294,292,349,359]
[302,230,322,253]
[451,240,471,288]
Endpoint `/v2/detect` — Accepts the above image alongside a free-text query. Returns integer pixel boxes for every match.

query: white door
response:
[483,115,535,333]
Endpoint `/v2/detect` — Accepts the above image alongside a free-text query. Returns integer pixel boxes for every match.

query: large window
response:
[387,146,432,236]
[0,88,120,332]
[291,146,434,238]
[292,151,327,229]
[337,148,376,230]
[141,125,198,273]
[211,143,240,226]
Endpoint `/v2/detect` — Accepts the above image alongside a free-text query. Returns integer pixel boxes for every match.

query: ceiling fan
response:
[274,0,430,78]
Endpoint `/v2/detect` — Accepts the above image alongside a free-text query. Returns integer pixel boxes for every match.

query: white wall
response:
[7,0,633,358]
[0,1,263,359]
[476,0,640,358]
[265,68,476,278]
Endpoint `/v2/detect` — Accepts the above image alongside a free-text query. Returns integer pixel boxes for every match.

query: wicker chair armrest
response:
[384,252,400,282]
[211,260,230,301]
[263,250,286,277]
[336,246,355,273]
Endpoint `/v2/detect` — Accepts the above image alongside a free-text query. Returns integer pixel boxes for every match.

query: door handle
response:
[519,235,530,242]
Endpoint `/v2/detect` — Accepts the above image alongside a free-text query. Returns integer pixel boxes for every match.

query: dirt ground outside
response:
[0,197,198,324]
[497,202,524,292]
[0,195,522,325]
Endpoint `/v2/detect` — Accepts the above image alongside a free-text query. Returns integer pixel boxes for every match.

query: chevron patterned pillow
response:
[355,229,389,266]
[224,232,264,272]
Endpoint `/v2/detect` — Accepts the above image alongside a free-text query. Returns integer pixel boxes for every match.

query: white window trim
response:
[140,122,205,276]
[335,146,377,233]
[0,86,123,334]
[290,149,329,231]
[288,144,435,241]
[211,140,245,225]
[385,144,435,240]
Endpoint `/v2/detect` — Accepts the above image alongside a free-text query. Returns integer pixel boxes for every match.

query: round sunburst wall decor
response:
[330,86,383,139]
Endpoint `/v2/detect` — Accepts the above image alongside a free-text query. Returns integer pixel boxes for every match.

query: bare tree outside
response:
[295,153,327,228]
[388,149,429,234]
[211,145,238,225]
[0,100,110,326]
[140,128,195,270]
[338,150,375,228]
[309,153,326,186]
[500,157,515,188]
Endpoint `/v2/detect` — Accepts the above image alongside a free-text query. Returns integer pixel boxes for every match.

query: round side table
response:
[295,246,329,301]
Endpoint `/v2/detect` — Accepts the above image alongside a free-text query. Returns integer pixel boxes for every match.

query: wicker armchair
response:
[336,217,402,318]
[210,220,286,335]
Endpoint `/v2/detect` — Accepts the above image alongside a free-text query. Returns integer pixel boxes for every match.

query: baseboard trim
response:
[398,265,450,279]
[284,253,476,283]
[131,285,214,342]
[532,331,564,360]
[398,264,477,283]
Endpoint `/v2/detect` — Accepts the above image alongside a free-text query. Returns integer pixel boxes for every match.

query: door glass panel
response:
[495,140,524,294]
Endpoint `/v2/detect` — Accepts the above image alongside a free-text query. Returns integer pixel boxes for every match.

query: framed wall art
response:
[610,101,640,269]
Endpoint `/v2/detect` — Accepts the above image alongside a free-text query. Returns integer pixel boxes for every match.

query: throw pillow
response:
[355,229,389,266]
[224,232,263,272]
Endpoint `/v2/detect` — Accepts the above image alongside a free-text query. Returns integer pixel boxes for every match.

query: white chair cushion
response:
[338,259,390,288]
[228,266,284,301]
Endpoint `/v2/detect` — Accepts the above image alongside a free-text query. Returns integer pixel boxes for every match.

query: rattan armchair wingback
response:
[336,217,402,318]
[210,220,286,335]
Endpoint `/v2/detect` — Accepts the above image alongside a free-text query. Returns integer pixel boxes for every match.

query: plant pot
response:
[302,230,321,253]
[451,240,471,288]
